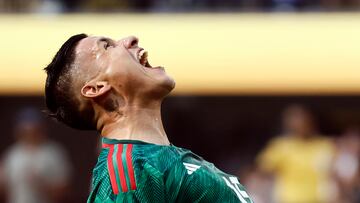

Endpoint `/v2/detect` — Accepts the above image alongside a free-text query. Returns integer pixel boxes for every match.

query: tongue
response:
[140,57,146,66]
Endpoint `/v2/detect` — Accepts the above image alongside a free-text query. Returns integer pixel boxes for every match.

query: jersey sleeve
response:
[165,161,252,203]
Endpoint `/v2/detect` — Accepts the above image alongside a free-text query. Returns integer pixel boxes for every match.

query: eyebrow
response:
[97,37,112,46]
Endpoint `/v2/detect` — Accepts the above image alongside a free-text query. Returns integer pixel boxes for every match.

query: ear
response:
[81,81,111,98]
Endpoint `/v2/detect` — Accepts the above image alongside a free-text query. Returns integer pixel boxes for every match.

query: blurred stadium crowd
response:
[1,104,360,203]
[0,0,360,13]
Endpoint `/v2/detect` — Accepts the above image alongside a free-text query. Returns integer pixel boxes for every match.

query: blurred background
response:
[1,0,360,203]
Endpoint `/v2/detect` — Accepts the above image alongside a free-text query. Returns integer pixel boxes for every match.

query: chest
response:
[281,141,333,173]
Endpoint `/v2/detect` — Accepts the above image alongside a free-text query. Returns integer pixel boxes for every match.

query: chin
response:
[146,76,175,99]
[164,76,176,90]
[158,77,175,96]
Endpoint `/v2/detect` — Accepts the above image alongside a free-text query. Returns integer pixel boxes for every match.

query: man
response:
[44,34,252,203]
[1,108,71,203]
[256,104,337,203]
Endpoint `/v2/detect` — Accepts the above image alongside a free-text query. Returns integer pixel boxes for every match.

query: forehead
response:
[75,36,104,55]
[70,37,105,85]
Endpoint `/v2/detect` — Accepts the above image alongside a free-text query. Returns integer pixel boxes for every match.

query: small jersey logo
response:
[183,162,201,175]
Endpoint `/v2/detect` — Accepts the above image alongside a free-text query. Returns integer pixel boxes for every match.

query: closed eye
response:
[104,42,112,49]
[98,37,114,50]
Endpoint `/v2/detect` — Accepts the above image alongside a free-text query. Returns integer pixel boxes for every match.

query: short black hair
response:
[44,33,96,130]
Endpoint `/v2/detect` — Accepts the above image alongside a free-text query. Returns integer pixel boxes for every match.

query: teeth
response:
[138,49,148,66]
[138,49,145,60]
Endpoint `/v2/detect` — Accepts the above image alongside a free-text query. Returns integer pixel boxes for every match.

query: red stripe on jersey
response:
[102,143,112,148]
[116,144,128,192]
[126,144,137,190]
[107,145,119,194]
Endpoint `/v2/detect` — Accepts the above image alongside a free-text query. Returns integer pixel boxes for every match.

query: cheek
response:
[110,47,135,64]
[106,51,137,72]
[106,61,143,88]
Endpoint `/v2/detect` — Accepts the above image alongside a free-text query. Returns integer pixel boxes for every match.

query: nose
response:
[122,36,139,49]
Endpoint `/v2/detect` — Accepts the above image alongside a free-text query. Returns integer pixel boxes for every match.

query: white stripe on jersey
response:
[183,162,201,175]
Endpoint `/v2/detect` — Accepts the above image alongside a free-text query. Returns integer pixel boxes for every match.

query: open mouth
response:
[138,49,150,67]
[137,48,160,69]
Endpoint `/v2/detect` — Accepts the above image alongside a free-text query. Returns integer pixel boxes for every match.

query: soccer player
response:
[44,34,253,203]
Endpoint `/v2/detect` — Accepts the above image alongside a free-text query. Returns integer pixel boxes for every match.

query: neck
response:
[99,100,170,145]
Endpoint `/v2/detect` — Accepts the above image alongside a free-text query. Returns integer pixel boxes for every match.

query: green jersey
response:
[87,138,253,203]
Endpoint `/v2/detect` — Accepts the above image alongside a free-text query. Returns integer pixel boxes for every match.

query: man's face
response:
[73,35,175,100]
[15,122,45,146]
[283,107,314,137]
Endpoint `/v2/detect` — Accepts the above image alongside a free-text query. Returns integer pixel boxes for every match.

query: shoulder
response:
[132,144,186,173]
[42,141,67,156]
[312,136,336,152]
[269,135,291,145]
[314,135,335,145]
[165,149,253,202]
[263,135,303,152]
[2,143,25,164]
[164,148,224,187]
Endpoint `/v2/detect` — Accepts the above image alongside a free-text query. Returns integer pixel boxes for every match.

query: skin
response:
[15,122,45,148]
[72,35,175,145]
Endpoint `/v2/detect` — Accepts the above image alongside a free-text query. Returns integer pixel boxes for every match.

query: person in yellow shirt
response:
[257,104,337,203]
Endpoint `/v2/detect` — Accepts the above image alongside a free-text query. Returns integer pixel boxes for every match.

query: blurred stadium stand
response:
[0,0,360,12]
[1,96,360,202]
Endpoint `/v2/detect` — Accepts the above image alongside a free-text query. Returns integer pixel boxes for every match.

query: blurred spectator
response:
[256,104,338,203]
[0,108,71,203]
[36,0,64,14]
[0,0,359,13]
[0,0,40,12]
[84,0,128,12]
[320,0,360,10]
[61,0,82,12]
[333,127,360,203]
[273,0,301,11]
